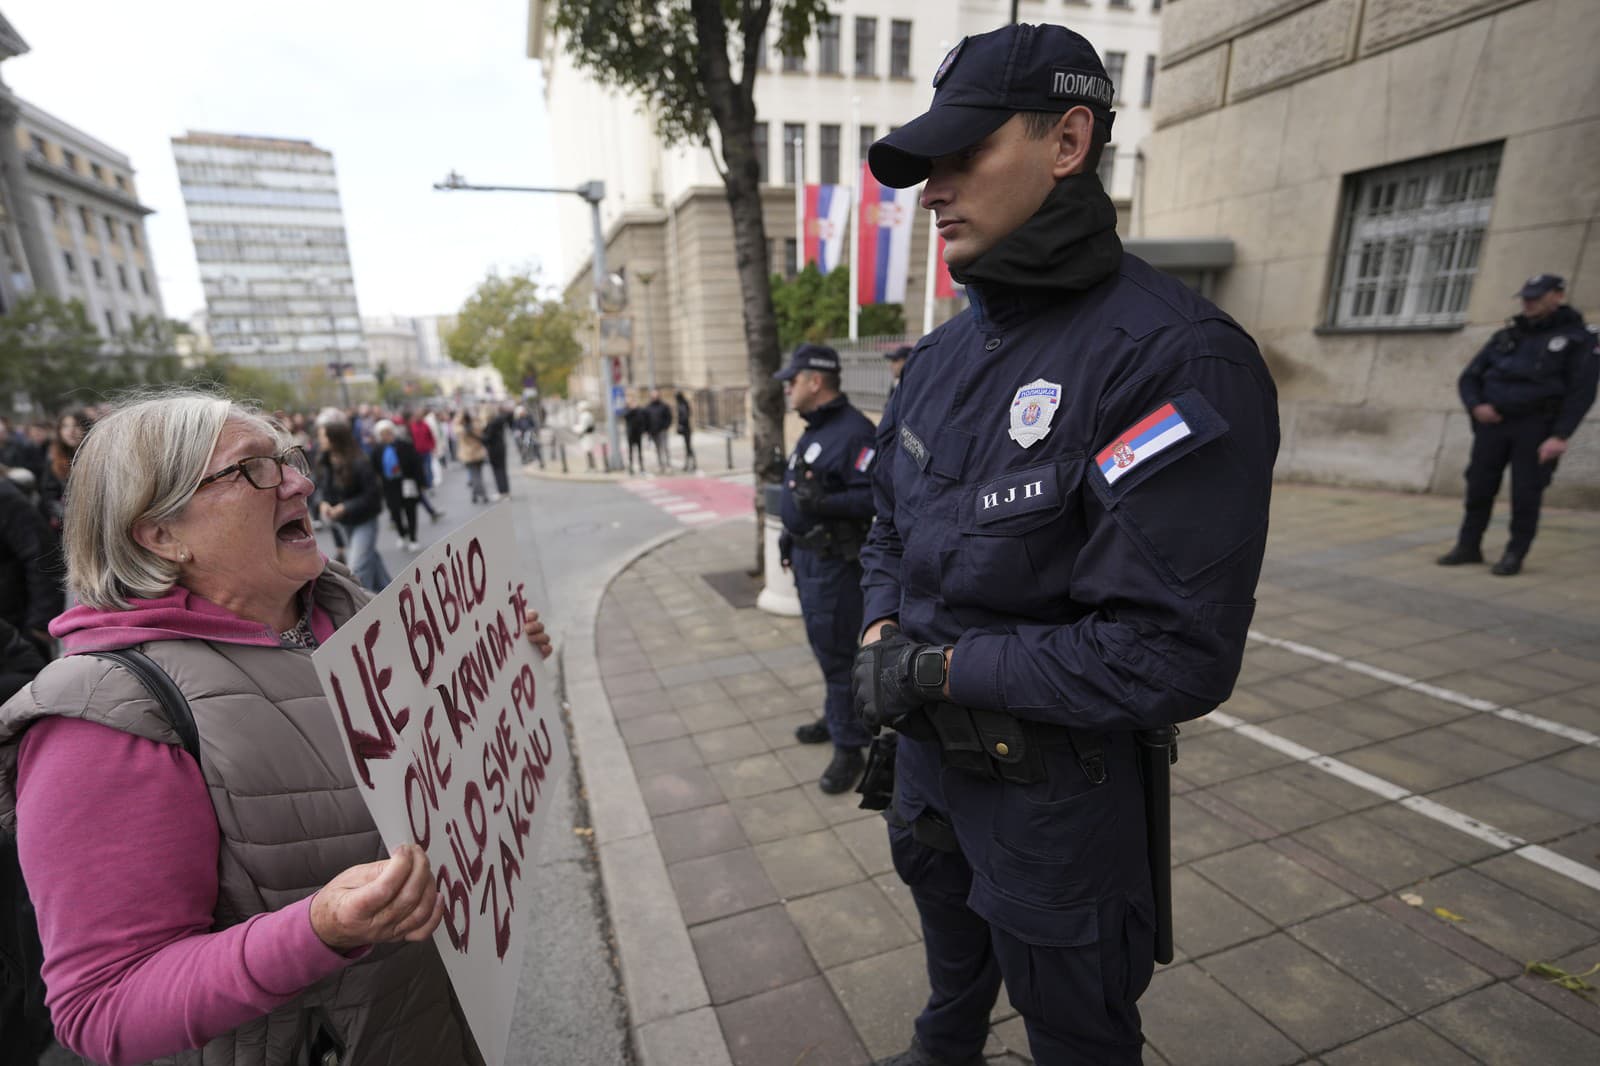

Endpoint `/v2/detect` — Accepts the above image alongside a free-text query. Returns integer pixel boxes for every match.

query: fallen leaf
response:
[1433,907,1465,922]
[1400,892,1424,907]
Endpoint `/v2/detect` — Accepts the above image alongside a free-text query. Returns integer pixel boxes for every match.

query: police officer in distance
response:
[775,344,879,793]
[885,344,913,390]
[852,23,1278,1065]
[1437,273,1597,576]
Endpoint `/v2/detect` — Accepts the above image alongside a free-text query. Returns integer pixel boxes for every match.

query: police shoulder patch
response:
[1550,335,1569,352]
[854,446,876,472]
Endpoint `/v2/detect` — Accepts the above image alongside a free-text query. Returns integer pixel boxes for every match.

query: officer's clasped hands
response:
[851,624,945,733]
[789,467,827,513]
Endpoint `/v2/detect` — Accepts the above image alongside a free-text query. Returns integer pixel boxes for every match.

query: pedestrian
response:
[315,416,391,591]
[675,390,697,471]
[774,344,878,794]
[575,401,598,470]
[1437,273,1597,576]
[623,395,648,475]
[403,407,444,524]
[645,390,673,472]
[0,389,554,1065]
[482,405,513,500]
[513,405,544,467]
[371,420,425,552]
[455,410,489,503]
[853,24,1278,1065]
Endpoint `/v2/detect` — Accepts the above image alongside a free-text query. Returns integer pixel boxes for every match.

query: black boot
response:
[872,1038,985,1066]
[819,747,865,794]
[1436,544,1484,566]
[1491,552,1523,576]
[794,717,830,744]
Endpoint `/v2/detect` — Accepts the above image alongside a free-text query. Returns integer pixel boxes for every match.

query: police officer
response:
[852,24,1278,1066]
[775,344,879,792]
[1438,273,1597,575]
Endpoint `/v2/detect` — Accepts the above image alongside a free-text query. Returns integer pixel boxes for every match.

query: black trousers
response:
[1457,415,1558,556]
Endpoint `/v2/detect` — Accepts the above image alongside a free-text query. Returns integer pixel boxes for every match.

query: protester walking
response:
[315,416,391,591]
[482,405,513,500]
[372,420,425,552]
[645,390,673,473]
[455,409,490,503]
[675,390,696,471]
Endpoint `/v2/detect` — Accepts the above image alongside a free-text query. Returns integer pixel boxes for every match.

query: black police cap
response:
[884,345,913,362]
[868,23,1116,189]
[1517,273,1565,300]
[773,343,843,381]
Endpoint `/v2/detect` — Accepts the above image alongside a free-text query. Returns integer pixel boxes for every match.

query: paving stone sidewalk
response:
[582,483,1600,1065]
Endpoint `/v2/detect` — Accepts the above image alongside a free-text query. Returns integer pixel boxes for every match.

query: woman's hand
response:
[310,844,443,952]
[524,610,553,660]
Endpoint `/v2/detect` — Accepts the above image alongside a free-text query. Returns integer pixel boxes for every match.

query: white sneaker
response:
[487,493,502,503]
[406,540,419,552]
[394,536,407,550]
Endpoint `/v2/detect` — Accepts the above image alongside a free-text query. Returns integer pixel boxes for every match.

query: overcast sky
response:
[4,0,563,320]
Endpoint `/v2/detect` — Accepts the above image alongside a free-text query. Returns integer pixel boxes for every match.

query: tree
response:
[192,355,303,412]
[771,265,905,349]
[446,269,585,397]
[550,0,832,566]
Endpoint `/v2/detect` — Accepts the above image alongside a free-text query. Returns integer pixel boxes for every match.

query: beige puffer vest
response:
[0,565,480,1066]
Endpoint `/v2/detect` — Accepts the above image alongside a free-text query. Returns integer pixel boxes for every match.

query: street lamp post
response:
[433,171,622,469]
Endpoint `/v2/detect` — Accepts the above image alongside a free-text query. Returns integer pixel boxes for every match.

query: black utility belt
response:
[793,520,870,560]
[913,702,1106,788]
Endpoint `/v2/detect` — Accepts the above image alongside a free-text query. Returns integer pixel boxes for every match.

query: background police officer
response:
[775,344,879,793]
[853,23,1278,1066]
[1438,273,1597,575]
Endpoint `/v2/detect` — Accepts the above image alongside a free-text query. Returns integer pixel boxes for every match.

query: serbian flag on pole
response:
[804,183,851,275]
[857,164,917,305]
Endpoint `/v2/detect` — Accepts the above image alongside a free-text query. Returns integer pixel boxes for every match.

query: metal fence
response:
[688,385,750,435]
[827,333,911,413]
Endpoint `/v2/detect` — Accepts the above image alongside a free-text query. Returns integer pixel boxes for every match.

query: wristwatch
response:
[912,645,950,696]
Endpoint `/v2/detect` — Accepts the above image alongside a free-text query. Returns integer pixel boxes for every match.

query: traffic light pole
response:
[433,172,623,469]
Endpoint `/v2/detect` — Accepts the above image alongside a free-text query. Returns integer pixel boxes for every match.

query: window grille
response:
[1329,144,1501,329]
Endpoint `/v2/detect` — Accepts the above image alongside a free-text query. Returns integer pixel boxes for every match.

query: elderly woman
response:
[0,391,552,1066]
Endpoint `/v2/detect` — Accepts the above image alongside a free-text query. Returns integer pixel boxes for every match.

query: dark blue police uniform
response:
[777,354,879,757]
[858,23,1279,1065]
[1452,296,1597,564]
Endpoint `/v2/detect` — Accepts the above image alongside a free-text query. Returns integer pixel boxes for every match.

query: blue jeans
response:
[344,517,390,590]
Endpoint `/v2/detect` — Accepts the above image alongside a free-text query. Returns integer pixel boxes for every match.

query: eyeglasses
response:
[195,446,313,491]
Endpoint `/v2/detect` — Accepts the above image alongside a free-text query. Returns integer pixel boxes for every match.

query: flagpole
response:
[793,130,804,270]
[922,203,939,336]
[848,95,861,342]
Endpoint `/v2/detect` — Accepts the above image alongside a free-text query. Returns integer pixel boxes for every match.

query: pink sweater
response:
[17,572,351,1065]
[17,718,356,1065]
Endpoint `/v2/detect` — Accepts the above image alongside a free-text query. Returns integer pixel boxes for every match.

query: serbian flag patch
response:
[1096,402,1192,485]
[854,446,876,472]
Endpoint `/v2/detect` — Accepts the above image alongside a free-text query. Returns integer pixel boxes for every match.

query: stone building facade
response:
[1143,0,1600,504]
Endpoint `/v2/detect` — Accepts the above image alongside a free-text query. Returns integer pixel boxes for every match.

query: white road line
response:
[1205,710,1600,894]
[659,500,702,514]
[677,510,720,524]
[1248,630,1600,748]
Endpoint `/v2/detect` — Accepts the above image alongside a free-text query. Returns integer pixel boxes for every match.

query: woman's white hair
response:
[64,388,290,610]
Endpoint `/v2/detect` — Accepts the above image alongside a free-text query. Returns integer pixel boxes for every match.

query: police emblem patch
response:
[1008,378,1062,448]
[1550,336,1568,352]
[933,38,966,88]
[804,442,823,463]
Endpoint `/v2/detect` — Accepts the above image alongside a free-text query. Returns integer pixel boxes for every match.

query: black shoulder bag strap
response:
[88,649,202,769]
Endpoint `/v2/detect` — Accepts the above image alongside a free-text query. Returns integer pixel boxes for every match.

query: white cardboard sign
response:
[313,506,567,1066]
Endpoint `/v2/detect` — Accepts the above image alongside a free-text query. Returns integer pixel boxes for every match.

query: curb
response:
[559,524,736,1066]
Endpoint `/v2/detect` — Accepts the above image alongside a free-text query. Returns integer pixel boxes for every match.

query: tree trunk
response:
[691,0,786,575]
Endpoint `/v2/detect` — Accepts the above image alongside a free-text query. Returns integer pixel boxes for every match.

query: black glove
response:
[789,468,827,514]
[851,624,946,733]
[778,531,793,571]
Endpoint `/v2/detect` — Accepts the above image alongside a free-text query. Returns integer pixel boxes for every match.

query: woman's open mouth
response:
[276,515,315,544]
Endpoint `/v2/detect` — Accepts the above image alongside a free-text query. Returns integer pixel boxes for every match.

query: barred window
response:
[1329,144,1501,329]
[855,18,877,77]
[820,124,840,185]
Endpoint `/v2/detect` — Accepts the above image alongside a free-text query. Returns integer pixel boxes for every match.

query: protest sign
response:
[313,506,566,1066]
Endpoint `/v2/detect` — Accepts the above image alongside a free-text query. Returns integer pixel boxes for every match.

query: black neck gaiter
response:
[950,172,1122,296]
